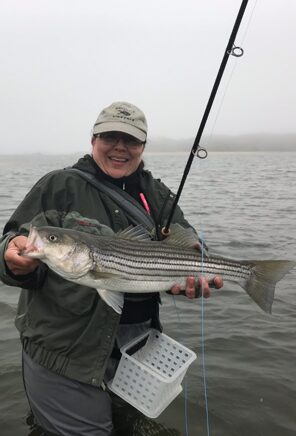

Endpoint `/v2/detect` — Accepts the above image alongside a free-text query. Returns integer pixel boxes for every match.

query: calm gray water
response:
[0,152,295,435]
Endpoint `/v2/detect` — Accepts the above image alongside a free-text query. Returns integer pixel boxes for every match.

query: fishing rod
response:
[162,0,249,236]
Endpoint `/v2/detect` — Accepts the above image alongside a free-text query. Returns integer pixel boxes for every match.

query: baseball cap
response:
[92,101,148,142]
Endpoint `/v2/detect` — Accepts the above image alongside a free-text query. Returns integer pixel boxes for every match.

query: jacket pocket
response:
[38,272,98,317]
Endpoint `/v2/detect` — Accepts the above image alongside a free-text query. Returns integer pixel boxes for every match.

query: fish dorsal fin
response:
[116,225,152,242]
[162,224,198,248]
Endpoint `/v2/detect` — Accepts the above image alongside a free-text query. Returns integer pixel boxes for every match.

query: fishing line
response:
[167,2,257,433]
[162,0,249,236]
[206,0,259,146]
[171,173,210,436]
[191,153,212,436]
[199,229,211,436]
[192,6,259,434]
[239,0,258,46]
[171,296,190,436]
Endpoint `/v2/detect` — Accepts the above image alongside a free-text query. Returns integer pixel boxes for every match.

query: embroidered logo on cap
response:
[117,108,131,117]
[114,105,135,121]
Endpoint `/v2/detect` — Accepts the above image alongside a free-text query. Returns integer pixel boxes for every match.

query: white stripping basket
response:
[108,329,197,418]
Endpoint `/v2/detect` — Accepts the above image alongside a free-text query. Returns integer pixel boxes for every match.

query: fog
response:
[1,0,295,154]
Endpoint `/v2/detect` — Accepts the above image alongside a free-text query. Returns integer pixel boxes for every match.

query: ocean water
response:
[0,151,295,436]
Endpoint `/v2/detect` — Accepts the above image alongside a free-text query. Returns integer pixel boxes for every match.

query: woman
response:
[0,101,222,436]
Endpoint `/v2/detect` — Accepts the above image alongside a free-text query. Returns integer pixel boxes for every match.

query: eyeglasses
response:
[97,133,144,148]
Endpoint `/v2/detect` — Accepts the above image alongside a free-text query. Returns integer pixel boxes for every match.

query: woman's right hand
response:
[4,236,40,275]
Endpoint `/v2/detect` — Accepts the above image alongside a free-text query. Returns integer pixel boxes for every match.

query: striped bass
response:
[23,224,295,314]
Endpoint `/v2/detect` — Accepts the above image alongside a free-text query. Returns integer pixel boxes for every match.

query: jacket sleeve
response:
[0,232,48,288]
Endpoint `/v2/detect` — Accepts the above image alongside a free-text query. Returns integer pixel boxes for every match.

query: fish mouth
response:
[22,227,45,258]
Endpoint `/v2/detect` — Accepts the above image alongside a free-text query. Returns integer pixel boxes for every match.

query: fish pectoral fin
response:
[97,289,124,315]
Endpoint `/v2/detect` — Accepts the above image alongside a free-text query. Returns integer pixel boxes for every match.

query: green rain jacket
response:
[0,154,193,386]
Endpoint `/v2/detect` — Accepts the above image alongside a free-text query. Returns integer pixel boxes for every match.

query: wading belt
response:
[65,168,155,233]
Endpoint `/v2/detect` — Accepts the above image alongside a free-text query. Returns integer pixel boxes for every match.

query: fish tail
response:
[242,260,296,313]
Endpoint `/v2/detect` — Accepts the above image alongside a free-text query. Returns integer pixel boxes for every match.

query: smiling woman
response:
[91,133,145,178]
[0,100,222,436]
[91,101,147,178]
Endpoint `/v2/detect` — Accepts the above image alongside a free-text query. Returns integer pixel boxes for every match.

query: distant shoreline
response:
[0,149,295,157]
[146,133,296,153]
[0,133,295,155]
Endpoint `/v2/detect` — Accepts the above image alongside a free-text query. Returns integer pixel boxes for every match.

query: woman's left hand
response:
[170,276,223,299]
[169,238,223,298]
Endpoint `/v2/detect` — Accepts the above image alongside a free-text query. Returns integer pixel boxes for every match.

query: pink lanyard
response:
[139,192,151,215]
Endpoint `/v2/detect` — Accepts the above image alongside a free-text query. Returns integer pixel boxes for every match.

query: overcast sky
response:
[1,0,295,154]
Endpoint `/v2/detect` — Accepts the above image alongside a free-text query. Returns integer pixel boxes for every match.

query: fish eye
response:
[48,234,58,242]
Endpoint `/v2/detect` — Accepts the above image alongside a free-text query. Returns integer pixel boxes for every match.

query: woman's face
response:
[91,132,145,178]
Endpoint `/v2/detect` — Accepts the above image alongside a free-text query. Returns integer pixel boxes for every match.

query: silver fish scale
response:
[91,238,252,281]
